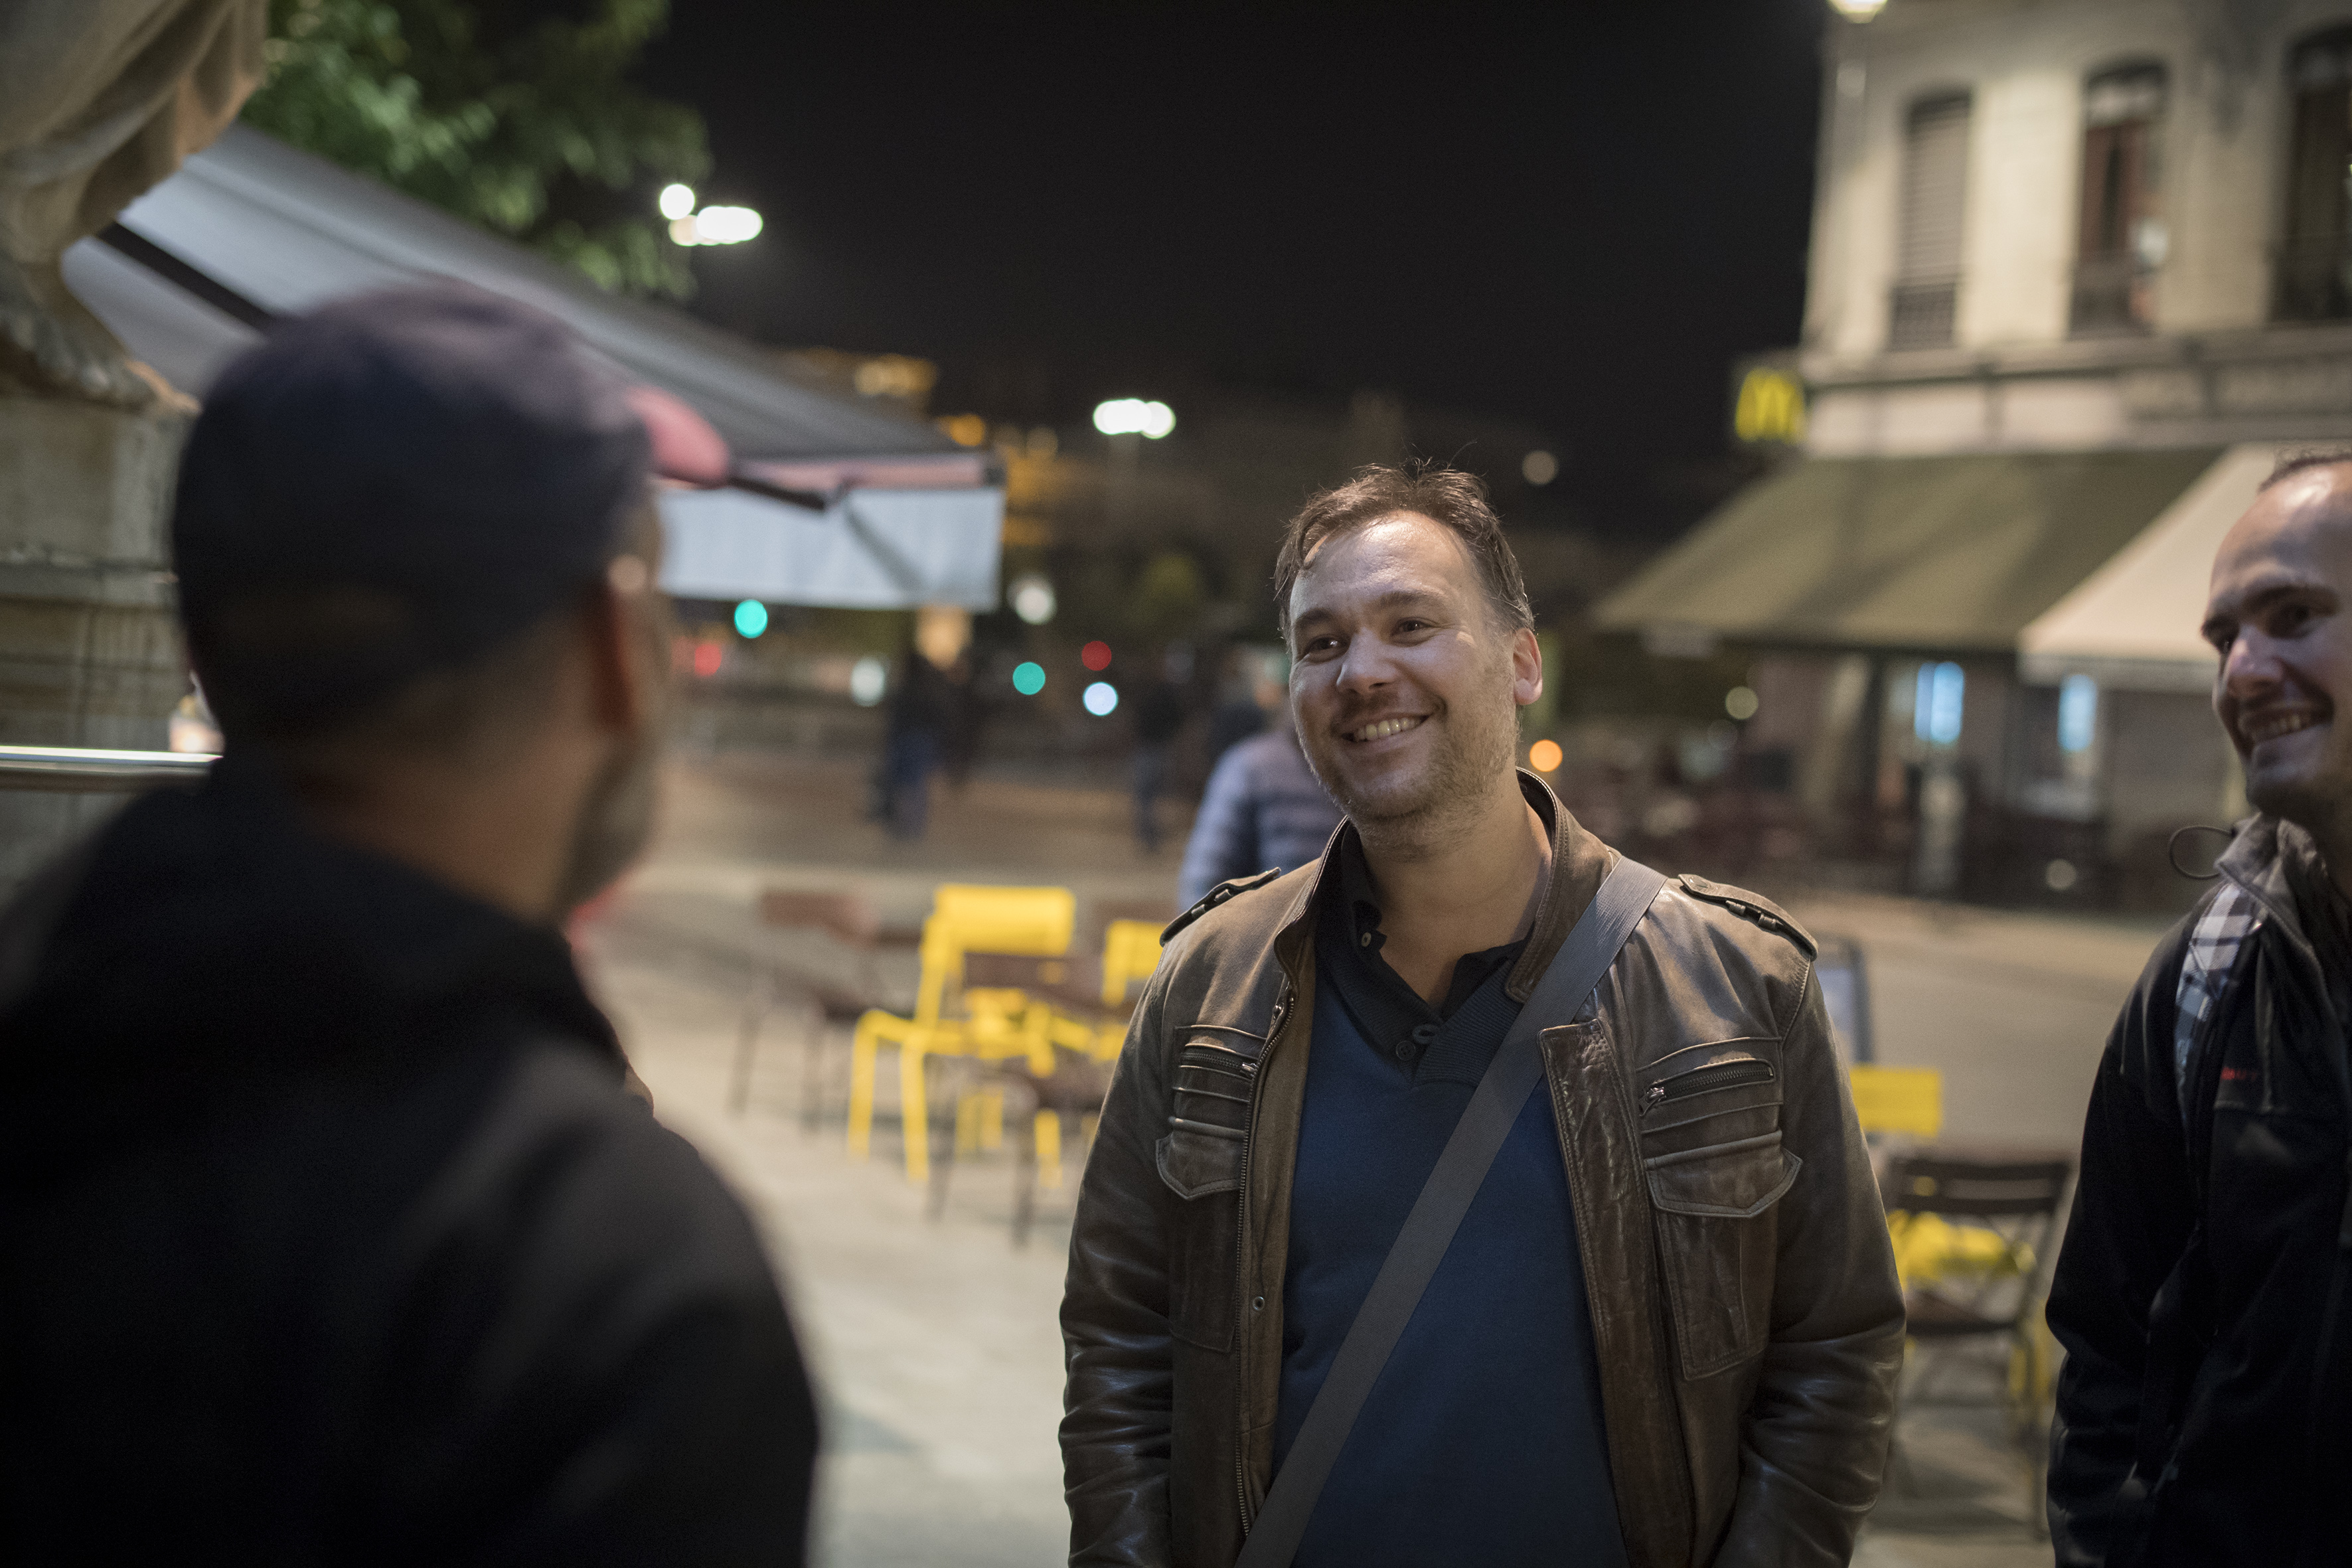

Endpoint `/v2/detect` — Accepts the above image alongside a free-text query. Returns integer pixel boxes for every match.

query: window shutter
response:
[1898,96,1972,284]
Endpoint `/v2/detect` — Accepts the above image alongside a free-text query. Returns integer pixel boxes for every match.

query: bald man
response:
[2047,451,2352,1567]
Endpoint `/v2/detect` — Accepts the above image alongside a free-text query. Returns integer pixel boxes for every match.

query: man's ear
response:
[1511,625,1544,708]
[583,556,665,733]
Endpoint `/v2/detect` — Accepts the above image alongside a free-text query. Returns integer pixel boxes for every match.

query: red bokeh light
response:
[1080,641,1113,671]
[693,641,724,678]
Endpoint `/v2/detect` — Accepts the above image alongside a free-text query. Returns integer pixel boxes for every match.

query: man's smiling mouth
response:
[2246,710,2322,745]
[1347,716,1425,743]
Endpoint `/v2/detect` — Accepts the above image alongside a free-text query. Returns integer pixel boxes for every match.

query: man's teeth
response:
[2248,712,2319,744]
[1350,716,1424,742]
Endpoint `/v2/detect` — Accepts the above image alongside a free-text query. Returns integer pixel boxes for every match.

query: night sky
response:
[635,2,1828,536]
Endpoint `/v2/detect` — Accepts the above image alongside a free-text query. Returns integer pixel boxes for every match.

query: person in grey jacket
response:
[1176,722,1344,906]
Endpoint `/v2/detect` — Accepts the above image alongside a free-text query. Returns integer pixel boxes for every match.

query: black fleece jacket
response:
[2047,815,2352,1565]
[0,760,817,1565]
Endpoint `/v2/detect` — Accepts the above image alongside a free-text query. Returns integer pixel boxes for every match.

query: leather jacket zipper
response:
[1642,1057,1773,1111]
[1235,983,1290,1535]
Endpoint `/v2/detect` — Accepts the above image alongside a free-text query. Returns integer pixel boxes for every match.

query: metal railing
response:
[0,745,215,794]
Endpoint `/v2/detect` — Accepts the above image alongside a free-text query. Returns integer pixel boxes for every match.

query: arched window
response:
[2279,27,2352,320]
[1890,93,1972,349]
[2071,64,2167,333]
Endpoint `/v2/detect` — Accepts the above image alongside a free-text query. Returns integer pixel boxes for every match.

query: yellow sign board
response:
[1733,365,1808,446]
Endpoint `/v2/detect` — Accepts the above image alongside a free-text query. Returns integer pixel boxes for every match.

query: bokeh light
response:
[849,655,887,706]
[1081,640,1113,671]
[1725,685,1760,721]
[1091,398,1176,439]
[1010,574,1056,625]
[733,599,769,638]
[1528,738,1563,773]
[1521,449,1559,486]
[668,204,763,246]
[1012,661,1046,695]
[692,641,723,678]
[659,183,696,220]
[1083,681,1119,716]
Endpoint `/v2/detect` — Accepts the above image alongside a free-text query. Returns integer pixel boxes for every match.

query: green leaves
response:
[243,0,710,299]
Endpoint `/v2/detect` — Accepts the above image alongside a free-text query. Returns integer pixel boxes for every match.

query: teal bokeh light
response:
[734,599,769,638]
[1012,661,1046,696]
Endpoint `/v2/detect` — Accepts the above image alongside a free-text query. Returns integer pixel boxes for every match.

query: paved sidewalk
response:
[584,753,2120,1566]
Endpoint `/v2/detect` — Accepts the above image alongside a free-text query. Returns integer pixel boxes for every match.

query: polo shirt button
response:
[1393,1041,1417,1061]
[1411,1023,1439,1045]
[1359,931,1373,948]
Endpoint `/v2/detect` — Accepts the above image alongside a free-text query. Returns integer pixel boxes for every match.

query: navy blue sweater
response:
[1272,849,1626,1565]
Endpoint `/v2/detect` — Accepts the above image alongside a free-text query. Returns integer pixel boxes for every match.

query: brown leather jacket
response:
[1060,776,1903,1567]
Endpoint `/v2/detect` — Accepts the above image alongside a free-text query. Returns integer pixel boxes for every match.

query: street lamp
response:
[1828,0,1887,18]
[661,182,764,247]
[1091,398,1176,439]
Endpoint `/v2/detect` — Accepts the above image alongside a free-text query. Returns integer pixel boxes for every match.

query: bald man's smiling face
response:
[2204,463,2352,834]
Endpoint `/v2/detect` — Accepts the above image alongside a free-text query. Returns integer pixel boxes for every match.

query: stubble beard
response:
[1311,661,1522,854]
[2245,734,2352,857]
[552,710,665,915]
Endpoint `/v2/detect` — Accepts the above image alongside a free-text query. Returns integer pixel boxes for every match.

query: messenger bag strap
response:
[1233,855,1670,1568]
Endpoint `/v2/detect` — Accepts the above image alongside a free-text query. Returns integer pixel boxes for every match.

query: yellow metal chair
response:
[846,884,1074,1183]
[1881,1149,2075,1533]
[1849,1064,1944,1140]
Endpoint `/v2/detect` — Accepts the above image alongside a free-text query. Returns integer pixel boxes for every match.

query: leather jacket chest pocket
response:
[1639,1050,1800,1380]
[1154,1035,1256,1353]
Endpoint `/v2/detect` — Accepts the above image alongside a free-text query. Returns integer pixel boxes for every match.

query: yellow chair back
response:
[1849,1065,1943,1140]
[1101,918,1165,1006]
[931,884,1075,959]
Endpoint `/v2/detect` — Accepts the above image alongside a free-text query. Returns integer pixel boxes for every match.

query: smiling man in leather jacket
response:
[2047,452,2352,1565]
[1059,465,1904,1567]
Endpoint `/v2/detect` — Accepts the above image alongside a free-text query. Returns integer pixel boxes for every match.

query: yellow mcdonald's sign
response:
[1733,366,1808,445]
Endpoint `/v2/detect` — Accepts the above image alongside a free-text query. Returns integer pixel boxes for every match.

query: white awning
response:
[2017,443,2288,691]
[60,124,1003,609]
[659,485,1002,611]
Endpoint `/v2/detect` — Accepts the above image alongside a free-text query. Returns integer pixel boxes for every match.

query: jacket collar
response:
[1269,768,1614,1003]
[2220,813,2319,955]
[1,749,621,1077]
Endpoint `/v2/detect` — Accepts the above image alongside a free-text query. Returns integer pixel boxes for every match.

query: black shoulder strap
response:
[1232,856,1670,1567]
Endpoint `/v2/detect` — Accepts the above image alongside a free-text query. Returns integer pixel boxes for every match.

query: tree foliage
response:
[242,0,710,297]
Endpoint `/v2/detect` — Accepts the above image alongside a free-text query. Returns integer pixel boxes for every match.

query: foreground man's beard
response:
[1308,659,1522,840]
[555,719,663,915]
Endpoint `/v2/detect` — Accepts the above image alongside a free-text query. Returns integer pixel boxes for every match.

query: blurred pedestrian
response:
[1063,465,1901,1567]
[0,289,817,1564]
[1206,646,1277,763]
[939,648,986,790]
[2047,449,2352,1565]
[878,635,952,839]
[1130,650,1188,852]
[1176,714,1344,905]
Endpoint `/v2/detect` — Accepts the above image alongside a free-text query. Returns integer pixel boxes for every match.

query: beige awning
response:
[1595,449,2223,655]
[2017,444,2288,692]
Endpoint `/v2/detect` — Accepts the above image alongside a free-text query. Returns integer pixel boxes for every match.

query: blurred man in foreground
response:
[0,288,817,1563]
[1062,465,1901,1567]
[2048,451,2352,1565]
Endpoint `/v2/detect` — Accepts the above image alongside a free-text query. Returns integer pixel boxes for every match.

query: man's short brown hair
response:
[1273,463,1533,641]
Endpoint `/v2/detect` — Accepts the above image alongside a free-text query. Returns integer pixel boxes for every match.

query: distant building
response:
[1601,0,2352,905]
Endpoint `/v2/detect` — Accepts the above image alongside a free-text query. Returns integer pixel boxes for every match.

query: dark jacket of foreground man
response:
[0,764,817,1565]
[2047,815,2352,1566]
[1060,778,1905,1567]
